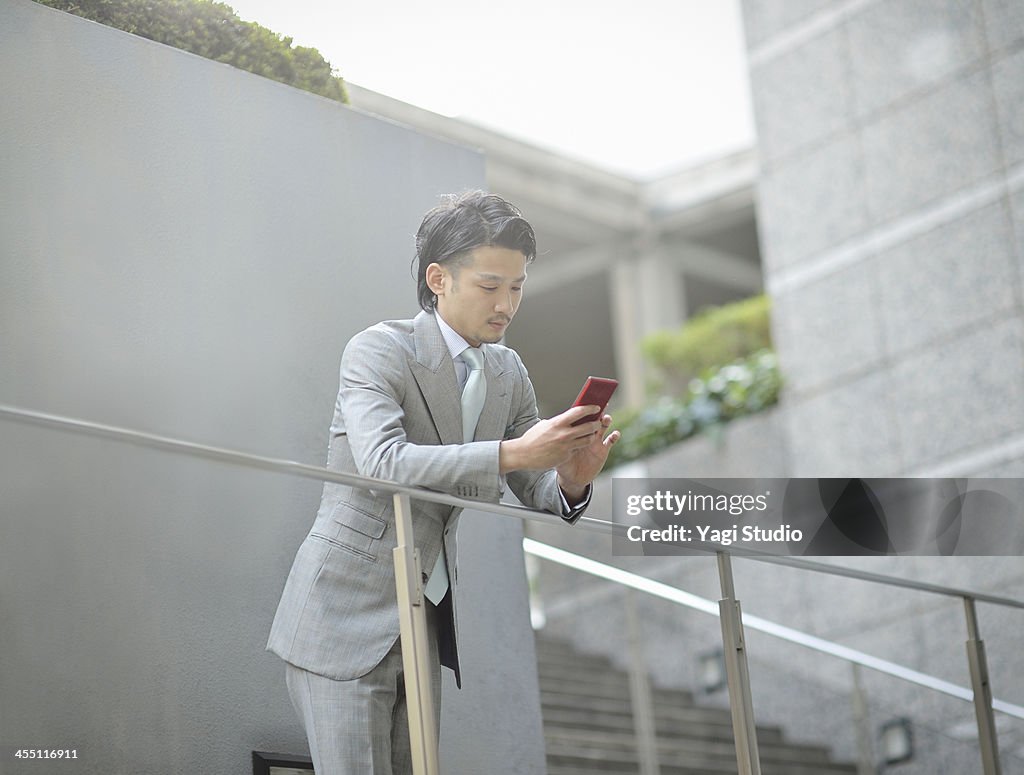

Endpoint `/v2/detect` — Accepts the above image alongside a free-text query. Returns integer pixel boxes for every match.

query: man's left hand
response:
[556,414,620,503]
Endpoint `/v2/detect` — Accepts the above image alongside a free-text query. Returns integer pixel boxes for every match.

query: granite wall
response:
[529,4,1024,772]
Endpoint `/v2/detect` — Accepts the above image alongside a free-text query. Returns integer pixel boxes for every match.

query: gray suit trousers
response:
[285,601,441,775]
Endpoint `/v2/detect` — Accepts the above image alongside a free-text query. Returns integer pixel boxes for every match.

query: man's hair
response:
[413,190,537,312]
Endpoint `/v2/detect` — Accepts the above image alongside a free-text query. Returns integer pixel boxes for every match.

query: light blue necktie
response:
[459,347,486,445]
[424,347,486,604]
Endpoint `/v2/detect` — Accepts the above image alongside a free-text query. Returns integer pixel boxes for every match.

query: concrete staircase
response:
[536,635,858,775]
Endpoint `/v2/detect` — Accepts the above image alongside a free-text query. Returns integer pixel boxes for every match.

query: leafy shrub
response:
[642,294,772,395]
[34,0,348,103]
[606,349,781,469]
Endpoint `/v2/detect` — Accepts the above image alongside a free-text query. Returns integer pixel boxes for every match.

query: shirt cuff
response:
[558,483,592,525]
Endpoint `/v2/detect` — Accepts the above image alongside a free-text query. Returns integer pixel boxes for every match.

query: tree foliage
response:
[642,294,772,395]
[34,0,348,103]
[606,294,780,467]
[606,349,782,469]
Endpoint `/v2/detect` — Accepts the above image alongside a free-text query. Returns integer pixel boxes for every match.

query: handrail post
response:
[392,493,440,775]
[964,597,1002,775]
[717,552,762,775]
[624,590,661,775]
[850,663,875,775]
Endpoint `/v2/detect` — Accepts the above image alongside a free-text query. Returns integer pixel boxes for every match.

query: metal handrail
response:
[523,538,1024,720]
[0,403,1018,774]
[2,403,1020,611]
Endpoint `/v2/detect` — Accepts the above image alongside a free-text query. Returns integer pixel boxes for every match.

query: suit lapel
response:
[473,345,514,442]
[409,311,463,446]
[408,311,516,445]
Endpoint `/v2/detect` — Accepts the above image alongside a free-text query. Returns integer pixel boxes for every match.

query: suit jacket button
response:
[421,571,428,583]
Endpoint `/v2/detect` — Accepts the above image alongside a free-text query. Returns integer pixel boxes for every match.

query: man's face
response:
[430,245,528,347]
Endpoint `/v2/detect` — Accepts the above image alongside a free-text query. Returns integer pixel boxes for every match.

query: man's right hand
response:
[498,405,604,474]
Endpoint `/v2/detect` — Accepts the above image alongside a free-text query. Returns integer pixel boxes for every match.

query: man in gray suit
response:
[267,191,619,774]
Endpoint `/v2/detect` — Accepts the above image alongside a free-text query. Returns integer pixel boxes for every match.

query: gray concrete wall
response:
[0,2,544,773]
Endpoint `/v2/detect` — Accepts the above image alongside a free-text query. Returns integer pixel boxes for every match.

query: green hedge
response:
[642,294,772,394]
[607,348,782,469]
[34,0,348,103]
[605,293,779,467]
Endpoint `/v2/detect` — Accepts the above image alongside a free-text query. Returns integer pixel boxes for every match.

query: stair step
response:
[546,759,857,775]
[540,690,735,727]
[540,706,786,744]
[536,635,858,775]
[539,677,698,706]
[535,644,620,663]
[538,666,698,704]
[544,727,835,765]
[545,740,857,775]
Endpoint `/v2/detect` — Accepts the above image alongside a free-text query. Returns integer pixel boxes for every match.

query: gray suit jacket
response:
[267,311,575,684]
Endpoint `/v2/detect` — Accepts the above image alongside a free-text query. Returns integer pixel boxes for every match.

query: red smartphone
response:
[570,376,618,426]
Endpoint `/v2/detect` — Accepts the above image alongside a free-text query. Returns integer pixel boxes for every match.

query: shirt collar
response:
[434,311,475,361]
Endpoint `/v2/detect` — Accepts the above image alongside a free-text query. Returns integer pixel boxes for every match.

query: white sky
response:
[222,0,756,180]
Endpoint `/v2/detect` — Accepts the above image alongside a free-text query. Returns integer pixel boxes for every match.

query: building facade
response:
[348,83,764,414]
